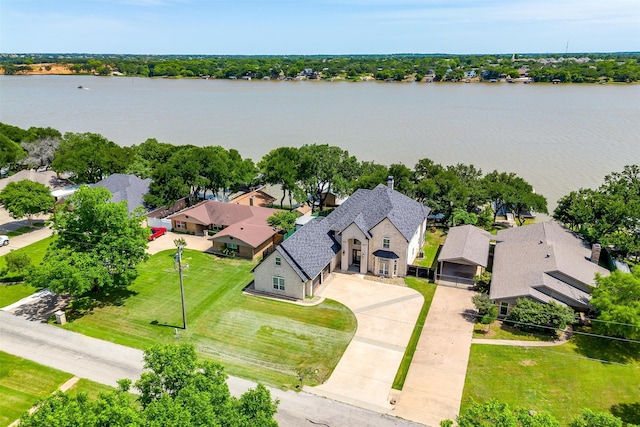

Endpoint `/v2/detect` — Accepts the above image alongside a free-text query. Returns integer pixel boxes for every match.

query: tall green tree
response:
[28,186,148,295]
[20,344,279,427]
[51,132,132,183]
[258,146,300,208]
[590,269,640,340]
[0,179,55,226]
[267,211,298,233]
[297,144,359,212]
[443,399,561,427]
[0,134,26,170]
[554,165,640,258]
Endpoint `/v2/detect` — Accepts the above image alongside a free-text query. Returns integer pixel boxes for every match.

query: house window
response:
[272,276,285,291]
[226,243,238,251]
[499,302,509,316]
[175,220,186,230]
[383,237,390,249]
[379,261,389,276]
[275,257,281,266]
[393,260,398,276]
[353,239,361,245]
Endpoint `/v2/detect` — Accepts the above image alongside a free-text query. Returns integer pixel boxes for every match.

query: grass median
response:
[60,249,357,388]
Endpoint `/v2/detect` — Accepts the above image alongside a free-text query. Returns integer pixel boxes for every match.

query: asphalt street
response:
[0,311,427,427]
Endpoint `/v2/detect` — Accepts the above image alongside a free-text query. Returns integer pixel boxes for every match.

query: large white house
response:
[253,180,430,300]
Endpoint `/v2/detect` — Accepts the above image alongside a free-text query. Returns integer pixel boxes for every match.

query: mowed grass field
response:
[0,352,114,426]
[61,249,357,388]
[462,336,640,425]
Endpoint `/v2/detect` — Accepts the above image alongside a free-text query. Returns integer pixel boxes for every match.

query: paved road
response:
[0,311,425,427]
[0,226,52,257]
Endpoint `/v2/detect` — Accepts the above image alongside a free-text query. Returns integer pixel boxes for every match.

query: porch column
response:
[341,242,348,272]
[360,241,368,274]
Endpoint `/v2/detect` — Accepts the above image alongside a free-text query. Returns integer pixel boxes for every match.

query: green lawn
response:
[392,278,437,390]
[463,336,640,425]
[0,236,53,273]
[0,352,120,425]
[414,228,446,268]
[61,249,357,388]
[0,283,37,307]
[0,351,73,426]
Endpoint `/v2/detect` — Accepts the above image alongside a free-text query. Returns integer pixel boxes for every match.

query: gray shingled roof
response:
[93,174,151,214]
[277,218,340,281]
[438,225,491,267]
[490,221,610,308]
[326,184,430,241]
[279,184,429,281]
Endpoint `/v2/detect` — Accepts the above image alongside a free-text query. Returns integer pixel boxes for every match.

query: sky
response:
[0,0,638,55]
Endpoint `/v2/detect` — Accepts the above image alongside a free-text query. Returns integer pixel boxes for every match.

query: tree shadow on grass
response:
[65,287,138,322]
[149,319,183,330]
[572,330,640,365]
[610,402,640,426]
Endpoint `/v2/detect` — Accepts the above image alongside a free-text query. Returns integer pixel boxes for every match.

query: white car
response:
[0,235,9,246]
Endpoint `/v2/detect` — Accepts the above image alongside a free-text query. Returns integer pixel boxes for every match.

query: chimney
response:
[387,176,394,190]
[249,196,255,206]
[590,243,601,264]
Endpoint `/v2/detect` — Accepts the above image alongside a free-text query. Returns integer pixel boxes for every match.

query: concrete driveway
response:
[308,273,423,413]
[147,230,213,255]
[391,285,476,426]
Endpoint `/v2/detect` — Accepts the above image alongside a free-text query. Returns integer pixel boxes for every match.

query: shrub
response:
[5,250,31,273]
[472,293,494,316]
[506,298,575,334]
[474,271,492,293]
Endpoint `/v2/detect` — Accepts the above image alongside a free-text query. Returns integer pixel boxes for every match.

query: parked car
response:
[0,235,9,246]
[149,227,167,241]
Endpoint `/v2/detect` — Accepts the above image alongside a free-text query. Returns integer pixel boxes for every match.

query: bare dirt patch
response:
[519,360,537,366]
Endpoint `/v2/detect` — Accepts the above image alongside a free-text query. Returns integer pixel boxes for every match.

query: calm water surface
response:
[1,75,638,209]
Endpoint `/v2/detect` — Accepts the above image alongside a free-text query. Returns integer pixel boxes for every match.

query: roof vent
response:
[387,176,394,190]
[545,253,551,258]
[539,240,543,244]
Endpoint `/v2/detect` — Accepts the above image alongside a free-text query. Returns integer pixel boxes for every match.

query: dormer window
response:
[383,237,390,249]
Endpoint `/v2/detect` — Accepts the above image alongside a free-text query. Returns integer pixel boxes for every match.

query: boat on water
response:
[77,85,83,89]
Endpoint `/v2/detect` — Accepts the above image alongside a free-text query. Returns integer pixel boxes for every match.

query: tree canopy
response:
[19,344,279,427]
[0,179,55,226]
[51,132,132,183]
[554,165,640,259]
[28,186,148,296]
[590,268,640,340]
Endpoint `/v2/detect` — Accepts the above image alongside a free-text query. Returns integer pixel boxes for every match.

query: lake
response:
[1,75,638,210]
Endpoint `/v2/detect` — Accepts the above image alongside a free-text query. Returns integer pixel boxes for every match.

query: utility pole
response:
[174,238,187,329]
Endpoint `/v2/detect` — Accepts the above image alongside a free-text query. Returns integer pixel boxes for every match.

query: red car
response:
[149,227,167,241]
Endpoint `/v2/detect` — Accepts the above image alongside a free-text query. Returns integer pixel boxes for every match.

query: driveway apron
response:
[391,285,475,426]
[308,274,423,413]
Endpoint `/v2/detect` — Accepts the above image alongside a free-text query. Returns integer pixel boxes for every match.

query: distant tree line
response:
[2,53,639,82]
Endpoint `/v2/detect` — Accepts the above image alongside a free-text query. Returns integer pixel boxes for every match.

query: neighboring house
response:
[229,189,276,208]
[93,173,151,214]
[490,221,609,315]
[168,201,281,260]
[253,180,430,300]
[437,225,492,286]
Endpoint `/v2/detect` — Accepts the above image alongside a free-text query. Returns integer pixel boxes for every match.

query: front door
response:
[352,249,361,266]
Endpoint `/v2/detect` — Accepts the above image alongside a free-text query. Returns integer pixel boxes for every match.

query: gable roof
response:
[490,221,609,309]
[169,200,277,226]
[438,225,492,267]
[93,174,151,214]
[276,218,341,281]
[325,184,430,241]
[170,200,280,248]
[229,189,276,208]
[276,184,429,281]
